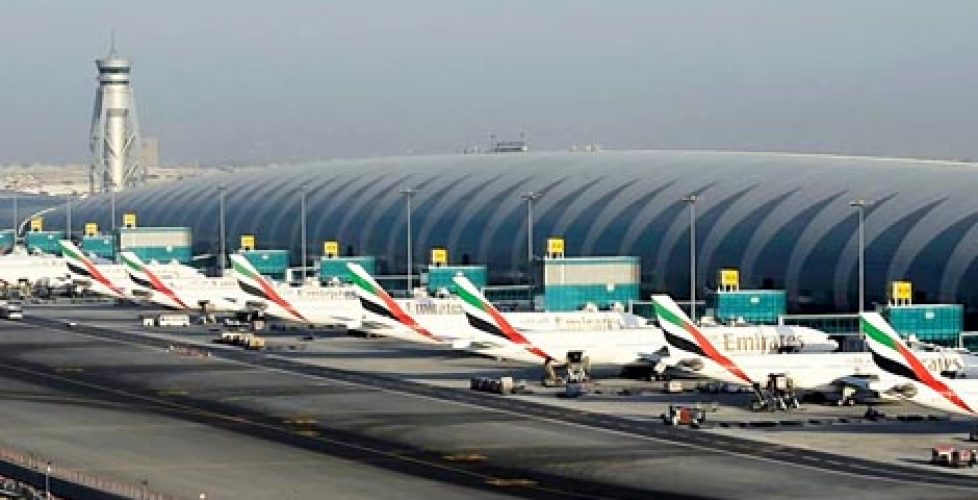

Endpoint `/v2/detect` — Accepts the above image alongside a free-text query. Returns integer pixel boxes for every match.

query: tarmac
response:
[2,302,978,499]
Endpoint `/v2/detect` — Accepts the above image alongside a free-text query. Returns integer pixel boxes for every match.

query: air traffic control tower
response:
[89,42,143,194]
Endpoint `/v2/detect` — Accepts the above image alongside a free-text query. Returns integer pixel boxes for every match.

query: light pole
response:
[400,188,418,294]
[850,199,873,312]
[110,190,117,233]
[521,191,543,289]
[11,193,17,236]
[299,186,308,282]
[218,185,227,274]
[682,194,699,322]
[45,462,51,499]
[65,194,72,242]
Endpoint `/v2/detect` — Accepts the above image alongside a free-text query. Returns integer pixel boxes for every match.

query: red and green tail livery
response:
[651,294,752,384]
[861,312,973,414]
[120,251,189,309]
[59,240,125,298]
[452,275,550,361]
[230,254,307,322]
[347,262,435,340]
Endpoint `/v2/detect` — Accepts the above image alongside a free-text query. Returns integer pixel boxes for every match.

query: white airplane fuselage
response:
[255,284,363,328]
[366,297,837,358]
[891,378,978,416]
[467,327,666,366]
[670,350,965,394]
[0,255,71,287]
[72,263,140,299]
[145,275,250,313]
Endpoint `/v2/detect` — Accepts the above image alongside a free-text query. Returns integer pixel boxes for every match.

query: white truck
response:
[0,301,24,320]
[156,314,191,327]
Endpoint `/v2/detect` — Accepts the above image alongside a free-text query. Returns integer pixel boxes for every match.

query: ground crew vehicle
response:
[662,405,707,428]
[0,301,23,320]
[931,446,977,468]
[157,314,191,327]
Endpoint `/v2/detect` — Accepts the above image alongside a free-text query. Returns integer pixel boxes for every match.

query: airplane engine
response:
[245,300,267,312]
[887,383,918,399]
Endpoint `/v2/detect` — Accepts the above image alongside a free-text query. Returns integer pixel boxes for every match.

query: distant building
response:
[490,133,529,153]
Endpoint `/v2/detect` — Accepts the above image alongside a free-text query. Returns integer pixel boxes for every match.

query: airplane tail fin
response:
[59,239,93,277]
[119,251,151,288]
[229,253,307,322]
[346,262,436,340]
[860,312,916,378]
[861,311,973,413]
[59,239,125,298]
[452,275,550,360]
[120,251,189,309]
[651,294,752,384]
[229,254,270,297]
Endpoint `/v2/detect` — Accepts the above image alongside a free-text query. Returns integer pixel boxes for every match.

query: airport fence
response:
[0,444,184,500]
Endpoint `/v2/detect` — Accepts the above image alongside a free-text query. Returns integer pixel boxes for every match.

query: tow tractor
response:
[750,373,801,411]
[562,351,591,398]
[931,446,977,468]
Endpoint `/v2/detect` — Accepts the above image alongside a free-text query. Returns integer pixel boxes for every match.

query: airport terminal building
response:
[54,150,978,321]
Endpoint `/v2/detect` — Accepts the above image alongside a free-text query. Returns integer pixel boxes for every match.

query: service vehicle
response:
[156,314,191,327]
[0,301,23,320]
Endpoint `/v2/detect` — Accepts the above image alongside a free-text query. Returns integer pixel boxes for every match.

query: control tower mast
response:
[89,39,143,193]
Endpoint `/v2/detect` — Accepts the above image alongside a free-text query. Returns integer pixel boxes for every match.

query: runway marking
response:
[443,453,488,463]
[155,389,189,397]
[282,416,318,425]
[22,317,978,492]
[486,478,538,487]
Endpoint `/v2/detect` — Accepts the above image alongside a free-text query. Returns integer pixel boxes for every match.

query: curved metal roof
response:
[57,150,978,312]
[0,191,62,234]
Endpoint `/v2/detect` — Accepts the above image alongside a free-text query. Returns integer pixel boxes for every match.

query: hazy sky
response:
[3,1,978,164]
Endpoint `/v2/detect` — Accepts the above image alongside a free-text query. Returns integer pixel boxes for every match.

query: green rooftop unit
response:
[81,235,116,260]
[544,256,640,312]
[0,230,13,254]
[118,227,193,264]
[885,304,962,346]
[25,231,64,255]
[320,256,376,284]
[241,250,290,280]
[427,265,487,295]
[709,290,787,325]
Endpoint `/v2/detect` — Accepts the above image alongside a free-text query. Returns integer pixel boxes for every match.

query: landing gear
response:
[968,422,978,442]
[540,351,592,387]
[835,385,858,406]
[864,405,885,420]
[198,300,217,324]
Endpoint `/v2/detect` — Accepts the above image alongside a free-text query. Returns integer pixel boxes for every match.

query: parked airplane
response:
[862,312,977,416]
[228,253,361,328]
[347,262,837,359]
[452,274,665,371]
[651,294,964,405]
[120,251,248,313]
[348,262,670,351]
[59,240,136,300]
[347,261,467,344]
[0,249,71,289]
